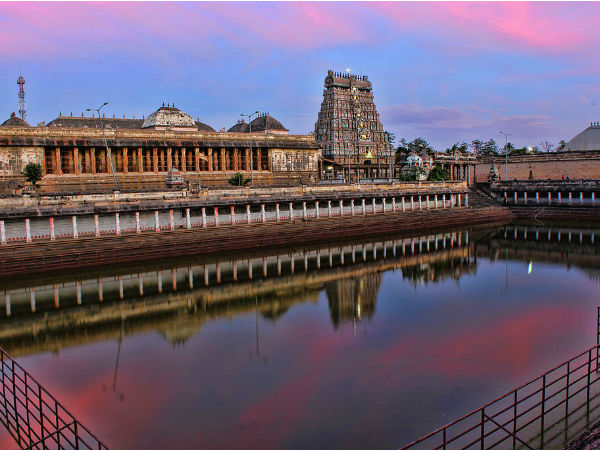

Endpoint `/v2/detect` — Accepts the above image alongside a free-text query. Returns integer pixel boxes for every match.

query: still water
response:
[0,224,599,449]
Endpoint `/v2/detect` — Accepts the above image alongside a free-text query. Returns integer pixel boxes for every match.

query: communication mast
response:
[17,74,26,121]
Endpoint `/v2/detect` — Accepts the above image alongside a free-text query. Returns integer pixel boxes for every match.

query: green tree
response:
[427,166,450,181]
[480,139,499,156]
[227,172,250,186]
[400,166,427,181]
[23,162,42,187]
[407,137,435,156]
[557,140,567,151]
[470,139,484,155]
[384,131,396,146]
[445,142,468,156]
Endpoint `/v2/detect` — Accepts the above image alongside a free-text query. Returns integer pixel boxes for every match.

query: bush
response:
[427,166,450,181]
[23,162,43,187]
[227,172,250,186]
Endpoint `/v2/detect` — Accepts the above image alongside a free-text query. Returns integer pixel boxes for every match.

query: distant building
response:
[0,104,320,192]
[315,70,393,180]
[227,113,288,135]
[566,122,600,152]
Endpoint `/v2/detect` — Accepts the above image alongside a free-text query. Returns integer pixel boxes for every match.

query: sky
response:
[1,1,599,151]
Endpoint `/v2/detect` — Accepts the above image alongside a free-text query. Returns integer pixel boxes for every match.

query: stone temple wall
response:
[0,147,43,176]
[270,149,320,173]
[475,151,600,182]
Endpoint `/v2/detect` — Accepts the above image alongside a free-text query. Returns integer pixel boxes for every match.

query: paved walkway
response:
[565,422,600,450]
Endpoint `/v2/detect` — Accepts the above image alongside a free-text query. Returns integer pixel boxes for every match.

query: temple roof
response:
[195,120,215,132]
[227,120,250,133]
[1,112,30,127]
[47,114,144,129]
[566,122,600,151]
[142,104,196,129]
[250,113,288,133]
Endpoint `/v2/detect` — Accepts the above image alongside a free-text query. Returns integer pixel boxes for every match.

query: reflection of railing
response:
[400,345,600,450]
[0,348,108,449]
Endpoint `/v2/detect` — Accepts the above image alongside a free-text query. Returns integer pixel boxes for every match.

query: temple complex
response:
[0,105,320,192]
[315,70,394,181]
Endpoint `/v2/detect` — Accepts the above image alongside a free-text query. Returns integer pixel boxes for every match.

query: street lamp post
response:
[241,111,260,186]
[499,131,512,181]
[87,102,119,191]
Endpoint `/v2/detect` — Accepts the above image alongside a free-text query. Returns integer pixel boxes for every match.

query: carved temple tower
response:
[315,70,393,180]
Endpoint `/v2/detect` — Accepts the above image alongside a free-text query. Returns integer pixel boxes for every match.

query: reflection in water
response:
[326,274,381,328]
[0,224,600,449]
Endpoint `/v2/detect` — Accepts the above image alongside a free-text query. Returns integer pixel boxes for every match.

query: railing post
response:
[115,212,121,235]
[481,407,485,449]
[351,199,355,216]
[186,208,191,229]
[566,361,570,420]
[327,200,332,217]
[25,218,31,243]
[303,202,307,219]
[202,207,207,227]
[261,204,266,223]
[135,211,141,234]
[155,210,160,231]
[49,217,55,240]
[169,209,174,230]
[94,214,100,236]
[315,201,320,218]
[0,220,5,245]
[72,215,78,239]
[275,203,280,222]
[339,199,343,216]
[541,374,546,447]
[513,390,517,449]
[246,204,251,224]
[214,207,219,227]
[289,202,294,221]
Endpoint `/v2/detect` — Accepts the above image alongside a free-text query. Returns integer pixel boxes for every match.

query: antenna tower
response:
[17,74,26,120]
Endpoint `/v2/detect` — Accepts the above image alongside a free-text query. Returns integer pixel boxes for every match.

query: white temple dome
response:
[566,122,600,152]
[142,104,196,130]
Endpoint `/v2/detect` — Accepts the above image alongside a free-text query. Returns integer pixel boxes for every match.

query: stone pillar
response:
[153,148,158,172]
[362,198,366,215]
[220,148,226,171]
[261,204,266,223]
[115,212,121,235]
[558,192,562,203]
[568,192,572,203]
[351,199,355,215]
[303,201,307,219]
[138,147,143,173]
[328,201,332,217]
[233,148,239,171]
[181,148,187,172]
[195,147,200,172]
[169,209,174,230]
[426,195,430,209]
[49,217,55,240]
[458,193,462,207]
[208,148,213,172]
[214,207,219,226]
[289,202,294,220]
[202,208,207,227]
[392,197,396,212]
[524,192,527,204]
[245,148,250,171]
[186,208,191,229]
[257,148,262,171]
[136,212,141,233]
[122,148,128,173]
[55,147,62,175]
[90,147,96,174]
[402,197,405,212]
[154,210,160,231]
[276,203,280,221]
[339,199,344,216]
[0,221,6,245]
[246,204,251,224]
[418,196,422,210]
[25,218,31,243]
[383,198,387,213]
[434,195,438,209]
[73,147,80,175]
[465,193,469,207]
[230,206,236,225]
[548,192,551,204]
[514,192,517,204]
[72,215,78,239]
[372,198,376,214]
[94,214,100,237]
[315,201,320,218]
[167,147,173,172]
[411,196,414,210]
[107,148,114,174]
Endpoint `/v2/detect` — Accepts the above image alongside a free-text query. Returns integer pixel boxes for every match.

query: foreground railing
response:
[400,311,600,450]
[400,345,600,450]
[0,348,109,449]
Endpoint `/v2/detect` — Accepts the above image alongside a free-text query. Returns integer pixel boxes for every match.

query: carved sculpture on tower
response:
[315,70,393,180]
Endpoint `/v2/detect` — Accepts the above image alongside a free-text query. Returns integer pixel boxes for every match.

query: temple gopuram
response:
[0,105,320,192]
[315,70,394,181]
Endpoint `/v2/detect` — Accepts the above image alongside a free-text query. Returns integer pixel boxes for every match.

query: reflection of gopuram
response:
[326,274,381,328]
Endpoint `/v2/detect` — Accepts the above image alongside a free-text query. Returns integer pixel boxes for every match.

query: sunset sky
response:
[1,1,599,150]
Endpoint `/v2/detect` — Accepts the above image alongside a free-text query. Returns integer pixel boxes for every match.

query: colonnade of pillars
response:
[2,230,469,316]
[0,192,469,245]
[504,225,597,245]
[43,146,268,175]
[502,190,599,206]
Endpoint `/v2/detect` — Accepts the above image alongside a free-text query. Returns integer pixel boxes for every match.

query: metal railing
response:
[400,310,600,450]
[0,348,109,449]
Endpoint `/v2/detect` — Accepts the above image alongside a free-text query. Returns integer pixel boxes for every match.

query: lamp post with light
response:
[241,111,260,186]
[499,131,512,181]
[87,102,119,191]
